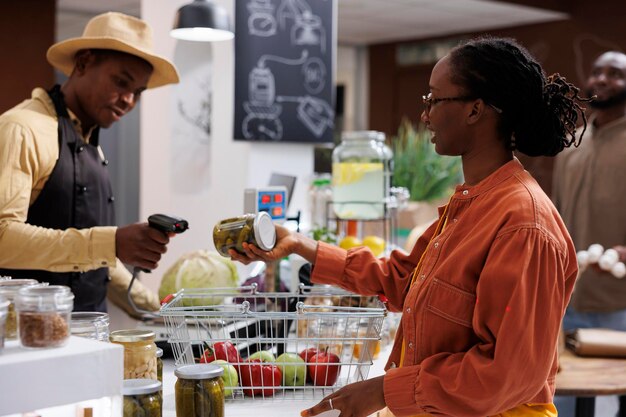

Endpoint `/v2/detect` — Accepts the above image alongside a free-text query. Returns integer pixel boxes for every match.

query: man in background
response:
[553,50,626,415]
[0,12,180,314]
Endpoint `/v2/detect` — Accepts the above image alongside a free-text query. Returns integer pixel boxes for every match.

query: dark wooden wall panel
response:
[368,0,626,194]
[0,0,55,113]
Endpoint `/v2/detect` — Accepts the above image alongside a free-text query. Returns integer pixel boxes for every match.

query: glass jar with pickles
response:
[213,212,276,257]
[122,378,162,417]
[110,330,158,380]
[0,279,40,340]
[175,364,224,417]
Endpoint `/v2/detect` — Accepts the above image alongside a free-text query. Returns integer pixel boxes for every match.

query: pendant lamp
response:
[171,0,234,42]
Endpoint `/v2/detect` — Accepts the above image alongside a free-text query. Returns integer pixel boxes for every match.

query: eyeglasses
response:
[422,92,473,112]
[422,92,503,114]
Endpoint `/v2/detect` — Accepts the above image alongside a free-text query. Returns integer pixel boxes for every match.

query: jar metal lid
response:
[0,279,41,297]
[122,378,162,395]
[156,347,163,358]
[109,329,156,342]
[15,285,74,308]
[175,363,224,379]
[341,130,385,141]
[253,212,276,251]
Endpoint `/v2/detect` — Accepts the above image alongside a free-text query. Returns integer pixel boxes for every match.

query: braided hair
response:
[448,37,592,157]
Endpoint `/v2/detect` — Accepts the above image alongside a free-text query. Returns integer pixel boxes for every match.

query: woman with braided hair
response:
[230,36,591,417]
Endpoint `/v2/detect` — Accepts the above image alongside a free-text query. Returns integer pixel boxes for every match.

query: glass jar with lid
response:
[155,347,164,382]
[175,364,225,417]
[213,212,276,257]
[15,285,74,348]
[0,279,41,340]
[332,131,391,219]
[110,329,158,380]
[122,378,162,417]
[70,311,110,342]
[0,296,9,350]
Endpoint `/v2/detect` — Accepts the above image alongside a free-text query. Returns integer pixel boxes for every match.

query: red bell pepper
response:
[199,341,243,370]
[239,359,282,397]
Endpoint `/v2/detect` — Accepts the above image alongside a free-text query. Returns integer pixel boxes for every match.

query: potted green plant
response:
[391,119,463,230]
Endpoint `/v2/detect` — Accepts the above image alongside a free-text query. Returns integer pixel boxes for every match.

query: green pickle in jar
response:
[213,212,276,257]
[175,364,225,417]
[122,378,162,417]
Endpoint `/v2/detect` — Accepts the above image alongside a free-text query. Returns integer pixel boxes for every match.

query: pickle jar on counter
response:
[110,330,158,380]
[213,212,276,257]
[122,378,162,417]
[0,279,41,340]
[175,364,225,417]
[15,285,74,348]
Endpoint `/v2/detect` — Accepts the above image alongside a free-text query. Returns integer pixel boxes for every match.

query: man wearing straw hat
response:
[0,12,180,313]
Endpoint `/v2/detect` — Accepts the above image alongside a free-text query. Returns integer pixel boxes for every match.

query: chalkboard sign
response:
[234,0,335,143]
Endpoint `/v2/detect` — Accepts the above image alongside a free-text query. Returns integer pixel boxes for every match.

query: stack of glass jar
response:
[331,131,392,219]
[110,329,158,380]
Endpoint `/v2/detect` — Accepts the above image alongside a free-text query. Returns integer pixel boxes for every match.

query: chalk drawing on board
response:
[241,50,312,140]
[276,95,334,137]
[277,0,311,30]
[247,0,277,37]
[301,57,326,94]
[292,10,325,54]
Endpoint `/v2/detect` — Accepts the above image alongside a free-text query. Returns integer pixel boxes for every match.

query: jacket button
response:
[420,274,425,280]
[406,307,411,313]
[433,242,439,248]
[390,362,397,368]
[77,145,84,153]
[103,159,109,166]
[462,190,469,196]
[108,196,115,203]
[408,342,414,349]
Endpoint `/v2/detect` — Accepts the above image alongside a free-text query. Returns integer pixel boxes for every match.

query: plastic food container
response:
[0,279,41,340]
[174,364,224,417]
[110,329,158,380]
[0,296,9,350]
[122,378,162,417]
[213,212,276,257]
[15,285,74,348]
[70,311,110,342]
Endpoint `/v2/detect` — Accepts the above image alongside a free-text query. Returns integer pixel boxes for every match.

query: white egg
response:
[603,248,620,263]
[598,255,618,271]
[611,262,626,279]
[576,250,590,268]
[588,244,604,263]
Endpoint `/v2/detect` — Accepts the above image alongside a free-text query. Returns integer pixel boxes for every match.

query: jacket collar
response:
[451,157,524,201]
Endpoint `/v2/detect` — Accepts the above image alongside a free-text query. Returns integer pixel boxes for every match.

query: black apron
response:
[0,85,115,312]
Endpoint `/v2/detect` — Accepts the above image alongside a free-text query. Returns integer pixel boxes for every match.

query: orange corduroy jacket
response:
[311,159,577,417]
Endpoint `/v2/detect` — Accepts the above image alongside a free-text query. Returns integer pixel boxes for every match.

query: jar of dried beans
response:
[15,285,74,348]
[110,329,158,380]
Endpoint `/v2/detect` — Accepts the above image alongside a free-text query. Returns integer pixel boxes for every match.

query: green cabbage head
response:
[158,250,239,306]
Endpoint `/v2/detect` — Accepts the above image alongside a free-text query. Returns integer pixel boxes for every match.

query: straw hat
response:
[47,12,179,89]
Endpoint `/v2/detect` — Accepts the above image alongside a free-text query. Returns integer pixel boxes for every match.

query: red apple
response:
[299,347,319,363]
[199,341,243,371]
[307,348,341,386]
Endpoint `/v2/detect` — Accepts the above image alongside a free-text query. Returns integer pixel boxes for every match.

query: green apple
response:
[276,352,306,386]
[212,359,238,396]
[248,350,276,363]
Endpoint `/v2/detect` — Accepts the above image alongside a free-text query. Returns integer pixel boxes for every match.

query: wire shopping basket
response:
[159,284,387,400]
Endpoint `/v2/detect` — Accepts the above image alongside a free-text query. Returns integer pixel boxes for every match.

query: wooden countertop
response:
[556,349,626,396]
